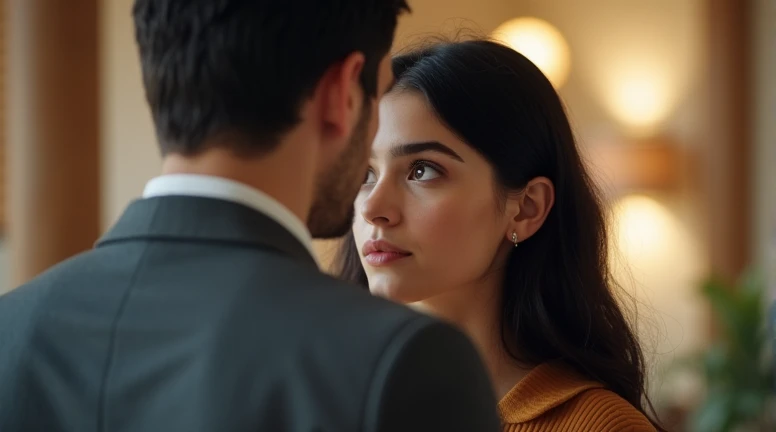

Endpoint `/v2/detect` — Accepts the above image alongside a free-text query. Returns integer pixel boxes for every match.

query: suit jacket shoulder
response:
[0,196,500,431]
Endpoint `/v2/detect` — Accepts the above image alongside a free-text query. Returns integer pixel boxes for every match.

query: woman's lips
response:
[364,251,411,266]
[362,239,412,266]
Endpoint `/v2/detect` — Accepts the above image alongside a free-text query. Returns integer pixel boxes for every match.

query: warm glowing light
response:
[608,194,706,373]
[492,17,571,89]
[613,195,670,258]
[601,63,675,136]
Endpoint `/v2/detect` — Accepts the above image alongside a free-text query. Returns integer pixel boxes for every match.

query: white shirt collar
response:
[142,174,319,267]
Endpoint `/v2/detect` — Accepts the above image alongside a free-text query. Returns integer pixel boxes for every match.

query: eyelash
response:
[407,160,445,180]
[363,159,445,186]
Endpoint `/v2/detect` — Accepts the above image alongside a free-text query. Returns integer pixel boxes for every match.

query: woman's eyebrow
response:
[385,141,465,162]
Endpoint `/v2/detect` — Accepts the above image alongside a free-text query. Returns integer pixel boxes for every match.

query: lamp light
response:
[492,17,571,89]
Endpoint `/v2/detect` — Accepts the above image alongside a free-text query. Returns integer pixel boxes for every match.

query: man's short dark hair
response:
[133,0,410,156]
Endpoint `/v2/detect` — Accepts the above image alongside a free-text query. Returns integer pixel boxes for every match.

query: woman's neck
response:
[410,274,532,399]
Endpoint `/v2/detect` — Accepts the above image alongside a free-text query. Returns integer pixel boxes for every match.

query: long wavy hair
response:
[334,39,662,428]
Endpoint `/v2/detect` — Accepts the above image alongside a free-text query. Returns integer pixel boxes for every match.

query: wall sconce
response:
[587,135,681,196]
[491,17,571,89]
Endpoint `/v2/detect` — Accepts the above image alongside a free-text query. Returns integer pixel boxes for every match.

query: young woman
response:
[335,39,663,431]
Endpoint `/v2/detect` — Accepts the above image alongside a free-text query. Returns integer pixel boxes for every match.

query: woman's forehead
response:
[373,93,462,155]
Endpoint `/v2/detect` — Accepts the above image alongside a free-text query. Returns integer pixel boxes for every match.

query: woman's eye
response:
[409,162,442,181]
[364,169,377,185]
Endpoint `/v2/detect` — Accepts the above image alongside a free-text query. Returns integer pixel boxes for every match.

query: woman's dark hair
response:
[334,39,662,428]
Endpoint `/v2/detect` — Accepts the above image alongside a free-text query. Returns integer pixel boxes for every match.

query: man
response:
[0,1,500,431]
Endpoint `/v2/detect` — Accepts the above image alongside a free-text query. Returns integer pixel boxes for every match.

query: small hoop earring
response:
[512,232,519,247]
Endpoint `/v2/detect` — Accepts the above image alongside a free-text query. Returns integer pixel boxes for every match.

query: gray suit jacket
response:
[0,196,499,432]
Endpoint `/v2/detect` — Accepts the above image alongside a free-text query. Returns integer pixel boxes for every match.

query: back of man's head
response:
[133,0,410,157]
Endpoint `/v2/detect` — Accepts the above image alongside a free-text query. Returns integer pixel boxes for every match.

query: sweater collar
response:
[498,362,604,424]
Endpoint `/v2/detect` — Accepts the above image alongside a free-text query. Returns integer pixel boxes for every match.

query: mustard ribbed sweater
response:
[498,362,656,431]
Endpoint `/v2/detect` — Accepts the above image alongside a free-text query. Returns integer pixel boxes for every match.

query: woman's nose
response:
[360,181,402,227]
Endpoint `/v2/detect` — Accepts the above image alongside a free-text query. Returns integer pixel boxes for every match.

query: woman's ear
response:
[505,177,555,244]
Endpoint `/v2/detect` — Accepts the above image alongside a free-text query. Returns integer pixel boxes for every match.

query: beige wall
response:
[524,0,705,142]
[100,0,158,229]
[394,0,516,48]
[528,0,709,373]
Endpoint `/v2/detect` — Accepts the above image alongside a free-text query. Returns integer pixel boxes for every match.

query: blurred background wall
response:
[100,0,159,231]
[753,0,776,304]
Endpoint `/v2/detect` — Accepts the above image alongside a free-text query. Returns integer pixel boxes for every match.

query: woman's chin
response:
[368,280,427,305]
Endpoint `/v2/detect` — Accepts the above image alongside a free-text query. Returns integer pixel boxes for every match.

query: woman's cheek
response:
[422,197,501,272]
[412,198,475,259]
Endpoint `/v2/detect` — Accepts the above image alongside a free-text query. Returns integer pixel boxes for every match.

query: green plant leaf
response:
[691,391,733,432]
[689,269,775,431]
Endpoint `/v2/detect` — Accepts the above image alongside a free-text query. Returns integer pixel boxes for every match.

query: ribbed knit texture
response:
[498,362,656,431]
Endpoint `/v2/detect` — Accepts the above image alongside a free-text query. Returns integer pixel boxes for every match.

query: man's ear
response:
[315,52,366,142]
[505,177,555,244]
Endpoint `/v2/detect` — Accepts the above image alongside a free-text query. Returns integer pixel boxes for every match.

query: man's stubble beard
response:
[307,105,371,239]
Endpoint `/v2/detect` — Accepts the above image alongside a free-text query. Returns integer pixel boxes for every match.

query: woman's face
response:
[352,91,513,303]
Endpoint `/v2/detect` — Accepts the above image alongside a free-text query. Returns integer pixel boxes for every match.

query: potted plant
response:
[689,271,775,432]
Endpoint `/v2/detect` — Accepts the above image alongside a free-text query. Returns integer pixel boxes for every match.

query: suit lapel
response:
[97,196,317,268]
